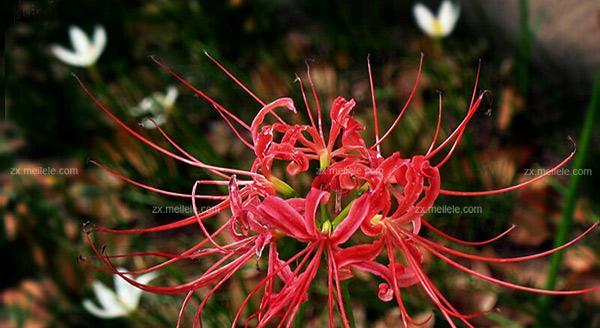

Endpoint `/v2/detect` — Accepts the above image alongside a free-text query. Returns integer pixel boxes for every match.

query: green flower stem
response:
[84,65,121,112]
[535,71,600,326]
[340,280,356,328]
[86,65,104,85]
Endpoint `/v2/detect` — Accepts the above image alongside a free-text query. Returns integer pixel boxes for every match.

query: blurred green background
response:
[3,0,599,327]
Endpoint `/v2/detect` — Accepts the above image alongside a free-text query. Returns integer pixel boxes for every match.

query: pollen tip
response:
[77,255,87,263]
[567,135,577,150]
[82,220,94,234]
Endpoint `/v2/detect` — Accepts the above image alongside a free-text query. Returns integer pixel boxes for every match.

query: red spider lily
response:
[76,52,599,327]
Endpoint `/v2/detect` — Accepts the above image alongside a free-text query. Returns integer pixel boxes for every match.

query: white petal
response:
[438,1,460,37]
[135,271,159,285]
[50,45,90,67]
[163,86,179,108]
[68,26,91,56]
[114,271,139,310]
[413,4,437,37]
[141,97,159,113]
[91,25,107,63]
[128,105,145,116]
[141,114,166,129]
[83,299,127,319]
[91,281,128,315]
[115,270,158,309]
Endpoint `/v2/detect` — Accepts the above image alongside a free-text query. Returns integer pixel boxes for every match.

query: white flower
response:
[413,1,460,38]
[51,25,106,67]
[82,268,158,319]
[129,86,179,129]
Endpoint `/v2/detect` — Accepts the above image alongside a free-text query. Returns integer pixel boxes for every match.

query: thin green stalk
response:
[535,72,600,326]
[340,280,356,328]
[293,302,307,327]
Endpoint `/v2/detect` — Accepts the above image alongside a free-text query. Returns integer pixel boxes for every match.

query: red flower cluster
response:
[78,53,598,327]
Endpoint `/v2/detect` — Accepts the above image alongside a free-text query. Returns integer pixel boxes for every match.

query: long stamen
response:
[148,118,209,163]
[105,224,231,276]
[204,51,266,106]
[469,60,482,109]
[294,75,321,144]
[327,243,351,328]
[394,237,461,328]
[371,53,424,149]
[177,290,195,328]
[254,244,322,327]
[73,74,259,178]
[388,225,485,325]
[211,104,255,149]
[384,235,411,327]
[280,245,324,327]
[89,160,227,199]
[367,54,381,154]
[191,180,231,252]
[426,91,488,160]
[95,190,248,234]
[440,147,575,196]
[430,61,481,161]
[327,249,335,328]
[407,230,600,295]
[230,243,318,327]
[149,55,252,130]
[305,61,325,141]
[435,90,490,168]
[426,91,444,155]
[408,223,598,263]
[85,232,244,295]
[422,219,516,246]
[194,249,255,328]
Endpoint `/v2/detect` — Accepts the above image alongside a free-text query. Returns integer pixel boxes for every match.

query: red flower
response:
[76,53,598,327]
